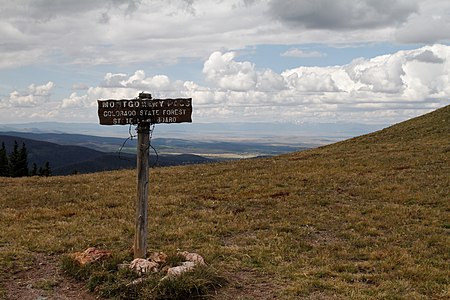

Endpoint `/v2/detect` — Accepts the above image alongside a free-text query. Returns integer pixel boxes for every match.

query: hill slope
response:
[0,135,136,175]
[0,105,449,299]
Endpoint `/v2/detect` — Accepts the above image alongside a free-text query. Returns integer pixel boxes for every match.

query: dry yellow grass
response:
[1,105,449,299]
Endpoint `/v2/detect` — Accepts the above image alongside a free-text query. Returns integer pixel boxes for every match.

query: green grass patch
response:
[60,252,227,299]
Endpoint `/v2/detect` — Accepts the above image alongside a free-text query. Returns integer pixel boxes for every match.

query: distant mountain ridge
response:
[0,135,135,175]
[0,121,385,137]
[0,131,132,152]
[0,135,212,176]
[0,131,312,156]
[2,105,446,176]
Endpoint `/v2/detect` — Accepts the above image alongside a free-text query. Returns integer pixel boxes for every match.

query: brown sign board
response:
[98,98,192,125]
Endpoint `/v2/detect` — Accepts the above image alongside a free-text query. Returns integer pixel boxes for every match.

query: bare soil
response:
[3,253,98,300]
[213,270,280,300]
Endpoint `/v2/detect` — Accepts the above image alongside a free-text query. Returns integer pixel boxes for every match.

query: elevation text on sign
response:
[98,98,192,125]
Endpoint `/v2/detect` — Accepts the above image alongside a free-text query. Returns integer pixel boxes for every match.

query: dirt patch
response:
[3,253,98,300]
[213,269,280,300]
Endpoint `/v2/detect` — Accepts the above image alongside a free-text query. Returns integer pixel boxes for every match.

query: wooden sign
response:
[97,93,193,259]
[98,98,192,125]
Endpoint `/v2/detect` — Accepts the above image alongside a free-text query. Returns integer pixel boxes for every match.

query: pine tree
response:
[43,161,52,177]
[9,141,20,177]
[9,141,29,177]
[18,142,29,176]
[31,163,38,176]
[0,142,9,177]
[39,162,52,177]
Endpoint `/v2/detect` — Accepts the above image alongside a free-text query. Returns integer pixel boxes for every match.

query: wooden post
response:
[134,122,150,258]
[97,94,192,259]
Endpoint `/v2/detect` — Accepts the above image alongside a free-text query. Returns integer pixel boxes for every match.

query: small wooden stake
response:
[134,122,150,258]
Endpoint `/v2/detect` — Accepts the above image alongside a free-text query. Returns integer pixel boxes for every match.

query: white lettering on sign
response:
[103,110,137,117]
[162,109,187,116]
[98,98,192,125]
[157,116,177,123]
[139,109,160,117]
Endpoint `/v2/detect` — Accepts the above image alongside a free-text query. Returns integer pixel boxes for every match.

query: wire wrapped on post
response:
[117,123,159,167]
[118,124,138,161]
[149,124,159,168]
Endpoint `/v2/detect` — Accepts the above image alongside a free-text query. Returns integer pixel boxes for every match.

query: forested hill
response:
[0,135,133,175]
[0,135,212,176]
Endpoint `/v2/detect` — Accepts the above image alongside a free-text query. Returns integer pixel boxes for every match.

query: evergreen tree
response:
[9,141,20,177]
[39,162,52,177]
[0,142,9,177]
[9,141,29,177]
[31,163,38,176]
[18,142,29,176]
[43,161,52,177]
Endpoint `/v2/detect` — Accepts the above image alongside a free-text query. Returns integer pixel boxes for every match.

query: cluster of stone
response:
[70,248,206,283]
[126,251,168,276]
[164,251,206,279]
[126,250,206,279]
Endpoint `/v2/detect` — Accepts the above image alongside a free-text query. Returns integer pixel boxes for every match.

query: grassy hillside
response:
[1,106,449,299]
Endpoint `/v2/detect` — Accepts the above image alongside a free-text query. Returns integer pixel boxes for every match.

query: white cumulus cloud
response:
[3,45,450,124]
[61,70,180,110]
[203,51,258,91]
[196,45,450,122]
[102,70,171,90]
[7,81,55,107]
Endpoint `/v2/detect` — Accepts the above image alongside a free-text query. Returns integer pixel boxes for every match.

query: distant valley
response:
[0,134,212,176]
[0,121,387,175]
[0,131,312,158]
[0,131,311,176]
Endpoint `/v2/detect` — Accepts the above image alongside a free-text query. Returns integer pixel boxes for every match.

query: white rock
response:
[166,262,195,277]
[182,261,196,268]
[130,258,159,275]
[177,251,206,265]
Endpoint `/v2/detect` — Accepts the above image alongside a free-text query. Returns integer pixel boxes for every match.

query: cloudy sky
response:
[0,0,449,126]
